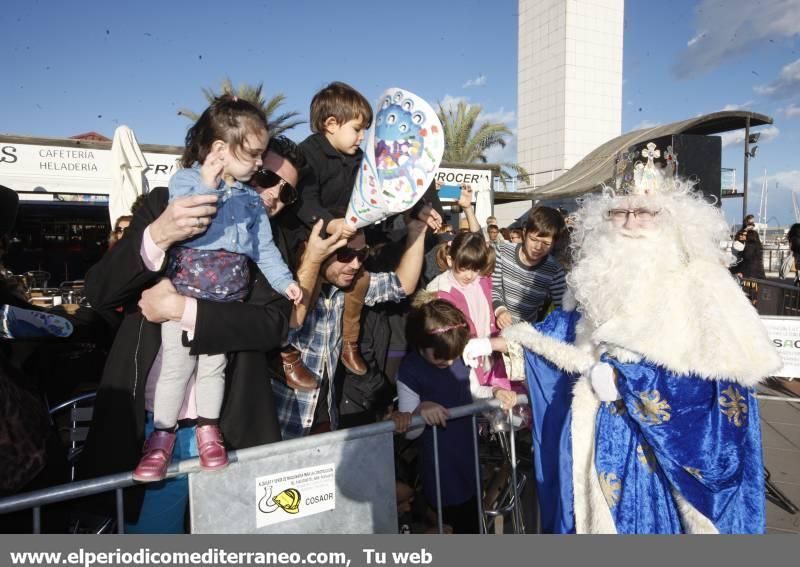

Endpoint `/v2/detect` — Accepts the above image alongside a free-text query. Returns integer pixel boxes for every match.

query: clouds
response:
[462,74,487,88]
[631,120,661,131]
[673,0,800,78]
[784,104,800,118]
[754,58,800,98]
[481,107,515,125]
[769,170,800,191]
[719,125,780,148]
[721,101,753,111]
[438,94,469,113]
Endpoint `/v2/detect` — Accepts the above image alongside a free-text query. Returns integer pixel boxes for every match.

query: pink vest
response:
[433,275,510,390]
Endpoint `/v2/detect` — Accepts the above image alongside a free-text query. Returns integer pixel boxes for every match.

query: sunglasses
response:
[335,245,369,264]
[251,169,298,205]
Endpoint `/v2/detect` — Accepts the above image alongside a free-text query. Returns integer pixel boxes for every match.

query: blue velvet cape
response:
[524,309,765,534]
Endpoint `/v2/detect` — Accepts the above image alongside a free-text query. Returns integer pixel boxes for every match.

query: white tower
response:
[517,0,624,190]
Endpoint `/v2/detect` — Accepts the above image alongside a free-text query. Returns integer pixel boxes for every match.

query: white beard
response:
[568,225,682,331]
[565,223,780,385]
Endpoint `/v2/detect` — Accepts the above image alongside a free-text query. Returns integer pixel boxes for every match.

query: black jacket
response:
[296,133,363,231]
[77,188,291,520]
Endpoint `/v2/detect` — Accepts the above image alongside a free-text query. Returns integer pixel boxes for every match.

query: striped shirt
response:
[491,240,566,323]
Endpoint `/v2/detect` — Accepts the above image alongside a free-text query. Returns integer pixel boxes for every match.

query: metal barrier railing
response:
[0,397,528,535]
[742,277,800,316]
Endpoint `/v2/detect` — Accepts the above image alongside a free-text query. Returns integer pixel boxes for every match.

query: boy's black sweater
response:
[296,133,363,232]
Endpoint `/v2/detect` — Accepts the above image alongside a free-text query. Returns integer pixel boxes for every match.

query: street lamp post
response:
[741,116,760,227]
[743,116,750,223]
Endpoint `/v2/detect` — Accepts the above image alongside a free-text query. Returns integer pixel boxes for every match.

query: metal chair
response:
[24,270,51,290]
[48,392,96,482]
[47,392,116,533]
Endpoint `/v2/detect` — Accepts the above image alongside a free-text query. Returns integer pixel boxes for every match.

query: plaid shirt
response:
[272,271,406,439]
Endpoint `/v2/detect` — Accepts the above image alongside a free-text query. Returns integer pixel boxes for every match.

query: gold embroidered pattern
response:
[718,386,747,427]
[684,466,703,480]
[632,390,672,425]
[599,472,621,508]
[608,400,627,416]
[637,443,657,473]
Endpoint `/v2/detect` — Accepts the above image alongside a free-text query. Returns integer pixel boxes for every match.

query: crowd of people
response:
[0,85,784,535]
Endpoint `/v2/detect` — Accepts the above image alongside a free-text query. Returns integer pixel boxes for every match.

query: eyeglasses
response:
[114,226,128,234]
[335,245,369,264]
[606,208,660,222]
[251,169,298,205]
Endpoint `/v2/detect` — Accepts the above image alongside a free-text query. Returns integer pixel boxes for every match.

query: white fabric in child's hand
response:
[589,361,620,402]
[462,338,492,368]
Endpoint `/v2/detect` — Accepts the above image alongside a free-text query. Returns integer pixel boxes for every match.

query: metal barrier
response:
[0,397,527,534]
[742,278,800,316]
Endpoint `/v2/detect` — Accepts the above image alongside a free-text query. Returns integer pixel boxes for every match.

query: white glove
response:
[589,362,621,402]
[462,338,492,369]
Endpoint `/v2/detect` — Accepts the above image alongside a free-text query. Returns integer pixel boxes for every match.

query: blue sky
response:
[1,0,798,227]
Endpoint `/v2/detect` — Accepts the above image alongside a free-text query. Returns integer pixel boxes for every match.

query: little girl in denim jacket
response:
[133,96,301,482]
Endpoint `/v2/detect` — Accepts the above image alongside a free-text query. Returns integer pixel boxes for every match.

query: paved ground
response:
[759,379,800,534]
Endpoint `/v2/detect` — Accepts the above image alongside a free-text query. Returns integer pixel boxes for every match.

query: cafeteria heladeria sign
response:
[0,139,180,195]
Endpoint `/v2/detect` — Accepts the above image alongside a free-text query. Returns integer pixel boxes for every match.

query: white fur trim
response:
[571,377,617,533]
[562,288,578,312]
[673,490,718,534]
[501,323,595,375]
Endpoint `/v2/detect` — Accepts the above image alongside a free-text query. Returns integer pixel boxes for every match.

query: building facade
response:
[517,0,624,190]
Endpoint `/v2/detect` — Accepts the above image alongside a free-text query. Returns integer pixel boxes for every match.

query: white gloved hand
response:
[589,362,621,402]
[462,338,492,369]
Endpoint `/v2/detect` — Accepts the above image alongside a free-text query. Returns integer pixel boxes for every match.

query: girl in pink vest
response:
[423,232,515,402]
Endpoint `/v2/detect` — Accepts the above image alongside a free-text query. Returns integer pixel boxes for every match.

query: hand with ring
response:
[149,193,218,251]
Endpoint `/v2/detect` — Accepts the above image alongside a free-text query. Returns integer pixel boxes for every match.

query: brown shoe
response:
[280,348,317,391]
[342,340,368,375]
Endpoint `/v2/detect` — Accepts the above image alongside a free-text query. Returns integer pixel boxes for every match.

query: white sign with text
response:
[761,315,800,379]
[254,463,336,528]
[0,142,180,195]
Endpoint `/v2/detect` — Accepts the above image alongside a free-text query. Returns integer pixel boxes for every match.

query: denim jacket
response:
[168,165,294,294]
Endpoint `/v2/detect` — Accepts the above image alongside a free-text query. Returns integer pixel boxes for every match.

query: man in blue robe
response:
[502,144,781,534]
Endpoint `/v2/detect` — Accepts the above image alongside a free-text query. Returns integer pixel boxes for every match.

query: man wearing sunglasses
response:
[271,204,437,440]
[78,135,312,533]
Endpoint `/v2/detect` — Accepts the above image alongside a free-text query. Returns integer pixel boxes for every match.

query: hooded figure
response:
[502,143,781,534]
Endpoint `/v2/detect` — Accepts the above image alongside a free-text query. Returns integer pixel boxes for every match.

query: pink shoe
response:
[195,424,228,470]
[132,430,176,482]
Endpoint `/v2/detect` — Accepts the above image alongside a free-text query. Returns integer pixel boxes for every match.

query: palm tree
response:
[437,100,528,188]
[178,78,304,137]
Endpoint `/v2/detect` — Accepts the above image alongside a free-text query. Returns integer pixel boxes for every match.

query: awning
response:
[520,110,773,200]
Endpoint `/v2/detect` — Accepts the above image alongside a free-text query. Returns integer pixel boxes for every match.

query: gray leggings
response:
[153,320,226,430]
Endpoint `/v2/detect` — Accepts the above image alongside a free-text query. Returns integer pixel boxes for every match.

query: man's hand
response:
[138,278,186,323]
[417,401,449,427]
[457,184,473,209]
[407,203,436,237]
[496,308,513,329]
[284,282,303,305]
[589,362,621,402]
[149,193,218,251]
[303,219,348,265]
[422,205,442,232]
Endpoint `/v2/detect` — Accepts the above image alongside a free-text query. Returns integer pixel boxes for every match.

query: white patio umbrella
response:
[475,188,493,227]
[109,125,150,226]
